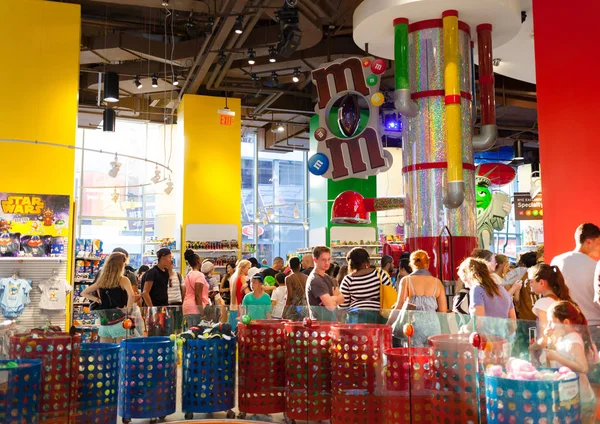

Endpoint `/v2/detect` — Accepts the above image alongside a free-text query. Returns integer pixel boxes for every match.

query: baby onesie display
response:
[39,277,72,310]
[0,277,32,318]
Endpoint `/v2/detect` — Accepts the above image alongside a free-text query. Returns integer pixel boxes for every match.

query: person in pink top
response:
[182,250,207,328]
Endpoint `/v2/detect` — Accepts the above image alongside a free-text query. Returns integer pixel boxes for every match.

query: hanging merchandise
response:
[38,271,72,310]
[0,274,32,318]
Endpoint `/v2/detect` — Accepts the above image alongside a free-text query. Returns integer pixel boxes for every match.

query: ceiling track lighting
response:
[172,73,179,86]
[262,213,268,226]
[233,16,244,35]
[247,48,256,65]
[151,165,161,184]
[102,109,116,132]
[103,72,119,103]
[164,176,174,195]
[277,124,285,133]
[161,0,169,6]
[271,71,279,86]
[303,221,309,231]
[151,74,159,88]
[293,203,300,219]
[268,47,277,63]
[292,68,301,83]
[267,207,275,221]
[134,75,142,89]
[108,153,121,178]
[514,140,524,161]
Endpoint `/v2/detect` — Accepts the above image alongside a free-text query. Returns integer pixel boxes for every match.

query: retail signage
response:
[514,192,543,221]
[0,193,70,257]
[242,225,264,238]
[309,57,392,181]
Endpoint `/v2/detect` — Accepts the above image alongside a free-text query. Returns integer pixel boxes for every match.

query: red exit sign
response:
[219,114,234,126]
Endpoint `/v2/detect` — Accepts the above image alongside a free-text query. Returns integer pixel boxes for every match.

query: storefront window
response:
[75,120,180,269]
[241,133,308,264]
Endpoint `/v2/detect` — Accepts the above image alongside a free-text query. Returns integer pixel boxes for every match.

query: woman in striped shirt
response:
[339,247,392,324]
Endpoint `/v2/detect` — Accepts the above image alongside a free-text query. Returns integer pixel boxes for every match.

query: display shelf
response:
[192,249,239,254]
[0,256,67,262]
[331,244,382,248]
[74,279,93,283]
[75,256,103,261]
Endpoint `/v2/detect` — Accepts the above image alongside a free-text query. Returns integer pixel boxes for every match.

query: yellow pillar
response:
[0,0,81,327]
[179,95,242,244]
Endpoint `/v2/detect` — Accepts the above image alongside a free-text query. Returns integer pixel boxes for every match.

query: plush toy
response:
[506,357,538,380]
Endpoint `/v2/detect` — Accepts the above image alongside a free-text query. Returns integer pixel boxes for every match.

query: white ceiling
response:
[487,0,536,83]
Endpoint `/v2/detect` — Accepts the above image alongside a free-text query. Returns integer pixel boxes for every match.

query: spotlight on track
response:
[151,166,161,184]
[108,154,121,178]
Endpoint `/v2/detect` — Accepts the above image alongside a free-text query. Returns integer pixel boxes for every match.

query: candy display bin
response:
[181,336,236,420]
[485,372,581,423]
[118,337,176,423]
[76,342,119,424]
[0,359,42,424]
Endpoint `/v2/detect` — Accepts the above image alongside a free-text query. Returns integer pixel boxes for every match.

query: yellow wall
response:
[180,95,242,239]
[0,0,81,326]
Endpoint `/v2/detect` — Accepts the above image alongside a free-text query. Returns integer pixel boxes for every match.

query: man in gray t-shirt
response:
[306,246,345,321]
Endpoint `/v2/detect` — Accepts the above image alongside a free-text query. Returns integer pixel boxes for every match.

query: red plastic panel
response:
[330,324,392,424]
[238,320,286,414]
[284,322,332,421]
[10,332,81,424]
[384,347,433,423]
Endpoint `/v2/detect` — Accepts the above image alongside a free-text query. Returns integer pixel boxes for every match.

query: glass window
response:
[241,134,308,264]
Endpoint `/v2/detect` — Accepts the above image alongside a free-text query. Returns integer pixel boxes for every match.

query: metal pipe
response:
[442,10,464,209]
[393,18,418,117]
[473,23,497,151]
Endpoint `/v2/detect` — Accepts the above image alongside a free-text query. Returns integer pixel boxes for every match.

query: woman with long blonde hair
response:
[82,252,135,343]
[230,259,251,328]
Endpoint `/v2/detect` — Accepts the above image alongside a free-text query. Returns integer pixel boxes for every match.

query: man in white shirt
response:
[551,223,600,328]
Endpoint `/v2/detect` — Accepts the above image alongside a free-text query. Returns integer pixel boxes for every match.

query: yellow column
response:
[0,0,81,327]
[179,95,242,242]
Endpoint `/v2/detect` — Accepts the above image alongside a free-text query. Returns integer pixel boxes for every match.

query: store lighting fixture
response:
[254,216,261,224]
[217,50,227,66]
[262,213,268,225]
[151,74,159,88]
[103,72,120,103]
[268,47,277,63]
[251,73,261,89]
[233,16,244,35]
[164,178,174,195]
[384,111,402,132]
[108,154,121,178]
[247,49,256,65]
[151,166,161,184]
[514,140,524,160]
[293,203,300,219]
[271,71,279,86]
[102,108,116,132]
[292,69,301,83]
[267,207,275,221]
[134,75,143,89]
[111,188,119,203]
[172,74,179,86]
[303,221,309,231]
[161,0,169,6]
[276,124,285,133]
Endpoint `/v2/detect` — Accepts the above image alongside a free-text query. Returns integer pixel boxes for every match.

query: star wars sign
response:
[308,57,393,181]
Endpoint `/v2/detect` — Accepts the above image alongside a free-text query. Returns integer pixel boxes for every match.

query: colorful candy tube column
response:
[330,324,391,424]
[473,23,498,150]
[284,322,332,421]
[402,15,477,279]
[443,10,464,209]
[394,18,419,117]
[0,359,41,424]
[76,343,119,424]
